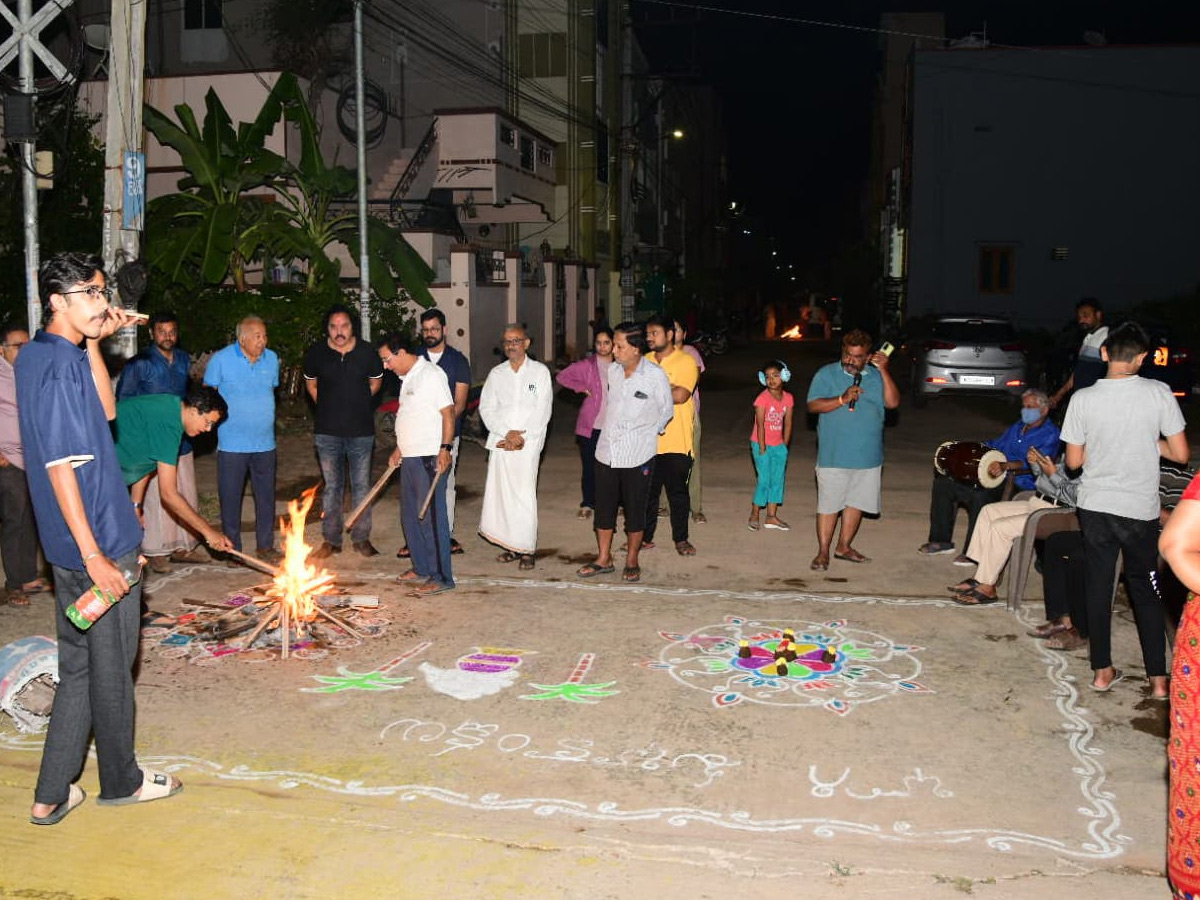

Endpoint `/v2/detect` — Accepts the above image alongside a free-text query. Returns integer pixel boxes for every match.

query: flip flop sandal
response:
[1089,669,1125,692]
[31,784,86,825]
[396,546,411,559]
[763,521,791,531]
[20,578,52,594]
[496,551,521,564]
[747,521,761,532]
[450,541,464,555]
[96,768,183,806]
[675,541,697,556]
[834,550,870,563]
[396,570,429,583]
[811,555,829,571]
[577,563,615,578]
[518,555,536,570]
[948,578,980,594]
[410,582,455,596]
[5,590,30,607]
[951,587,999,606]
[622,566,641,583]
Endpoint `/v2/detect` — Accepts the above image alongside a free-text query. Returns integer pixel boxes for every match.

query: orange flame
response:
[779,325,802,339]
[264,486,333,626]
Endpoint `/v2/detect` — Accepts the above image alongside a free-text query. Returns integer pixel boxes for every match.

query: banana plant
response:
[265,74,435,306]
[143,79,289,290]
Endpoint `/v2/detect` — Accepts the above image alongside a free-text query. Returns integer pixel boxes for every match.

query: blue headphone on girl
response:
[757,360,792,386]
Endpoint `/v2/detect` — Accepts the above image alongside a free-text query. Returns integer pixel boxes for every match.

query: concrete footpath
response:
[0,338,1182,899]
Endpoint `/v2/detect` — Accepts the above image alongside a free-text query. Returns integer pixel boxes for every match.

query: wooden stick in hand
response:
[345,462,399,533]
[418,468,446,520]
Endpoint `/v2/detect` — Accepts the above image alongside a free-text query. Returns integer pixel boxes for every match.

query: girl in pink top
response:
[748,360,794,531]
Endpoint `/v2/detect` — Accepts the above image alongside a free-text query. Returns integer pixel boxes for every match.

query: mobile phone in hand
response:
[878,341,894,357]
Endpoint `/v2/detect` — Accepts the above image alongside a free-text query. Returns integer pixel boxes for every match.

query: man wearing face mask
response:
[918,389,1061,565]
[1048,298,1107,410]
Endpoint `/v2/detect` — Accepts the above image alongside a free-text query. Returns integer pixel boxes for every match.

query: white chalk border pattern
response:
[0,571,1129,859]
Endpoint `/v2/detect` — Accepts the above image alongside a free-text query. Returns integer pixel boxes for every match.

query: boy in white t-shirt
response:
[1061,321,1189,696]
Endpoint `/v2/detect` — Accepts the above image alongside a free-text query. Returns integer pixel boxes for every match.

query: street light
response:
[672,128,684,139]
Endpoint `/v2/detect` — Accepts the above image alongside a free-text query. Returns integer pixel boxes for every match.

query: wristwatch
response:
[440,443,453,451]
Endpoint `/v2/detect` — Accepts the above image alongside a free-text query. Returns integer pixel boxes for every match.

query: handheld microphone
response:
[848,372,862,411]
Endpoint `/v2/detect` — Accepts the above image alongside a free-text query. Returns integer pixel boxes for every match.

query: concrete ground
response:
[0,337,1183,899]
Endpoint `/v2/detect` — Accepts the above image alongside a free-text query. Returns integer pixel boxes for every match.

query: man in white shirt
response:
[576,321,673,583]
[478,324,553,570]
[378,334,456,596]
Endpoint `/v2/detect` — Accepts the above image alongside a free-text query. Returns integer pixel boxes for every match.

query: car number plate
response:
[959,375,995,385]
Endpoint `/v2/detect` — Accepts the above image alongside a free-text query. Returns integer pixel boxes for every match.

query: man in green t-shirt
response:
[114,385,234,555]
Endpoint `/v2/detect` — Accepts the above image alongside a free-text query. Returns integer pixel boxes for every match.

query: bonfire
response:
[209,488,362,658]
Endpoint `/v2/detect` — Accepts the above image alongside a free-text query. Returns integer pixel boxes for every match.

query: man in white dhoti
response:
[478,324,553,570]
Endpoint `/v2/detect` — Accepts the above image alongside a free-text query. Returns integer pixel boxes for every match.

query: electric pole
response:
[0,0,77,333]
[354,0,371,339]
[101,0,147,358]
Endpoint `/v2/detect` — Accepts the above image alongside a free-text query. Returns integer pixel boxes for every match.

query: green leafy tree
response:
[265,74,435,307]
[143,84,289,291]
[144,72,434,312]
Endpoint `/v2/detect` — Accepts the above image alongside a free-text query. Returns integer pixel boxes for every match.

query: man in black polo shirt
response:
[303,305,384,559]
[398,308,471,559]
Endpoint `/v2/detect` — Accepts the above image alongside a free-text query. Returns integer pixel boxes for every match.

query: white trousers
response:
[965,495,1054,585]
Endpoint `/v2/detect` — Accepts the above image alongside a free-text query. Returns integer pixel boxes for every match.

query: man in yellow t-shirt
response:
[642,314,700,555]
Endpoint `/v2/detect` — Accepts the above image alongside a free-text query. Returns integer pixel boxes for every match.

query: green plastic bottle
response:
[65,568,140,631]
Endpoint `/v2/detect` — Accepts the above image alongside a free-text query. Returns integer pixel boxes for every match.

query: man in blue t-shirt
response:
[204,315,281,564]
[918,388,1062,565]
[398,308,471,559]
[805,329,900,571]
[19,252,182,823]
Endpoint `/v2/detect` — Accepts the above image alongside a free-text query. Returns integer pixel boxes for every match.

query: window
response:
[520,135,534,171]
[184,0,222,30]
[518,32,567,78]
[977,245,1015,294]
[595,122,609,184]
[536,144,552,168]
[500,124,515,148]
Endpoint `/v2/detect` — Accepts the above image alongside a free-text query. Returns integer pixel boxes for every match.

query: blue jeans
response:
[401,455,453,587]
[35,550,144,805]
[315,434,374,546]
[217,450,277,552]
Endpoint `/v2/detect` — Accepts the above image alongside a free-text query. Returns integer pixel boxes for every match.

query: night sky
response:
[633,1,1200,275]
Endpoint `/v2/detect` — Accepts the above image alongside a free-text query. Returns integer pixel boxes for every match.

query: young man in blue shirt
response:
[19,252,181,824]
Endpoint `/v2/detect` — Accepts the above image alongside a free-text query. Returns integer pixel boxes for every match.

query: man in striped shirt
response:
[576,322,673,584]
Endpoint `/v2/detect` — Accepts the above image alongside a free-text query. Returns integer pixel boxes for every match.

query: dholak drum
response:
[933,441,1008,489]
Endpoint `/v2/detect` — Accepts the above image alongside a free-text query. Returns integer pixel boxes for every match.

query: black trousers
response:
[0,463,38,588]
[643,452,692,544]
[1077,508,1166,676]
[1042,530,1086,631]
[928,473,1001,549]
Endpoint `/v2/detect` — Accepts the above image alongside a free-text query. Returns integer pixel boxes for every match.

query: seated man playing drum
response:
[918,389,1061,565]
